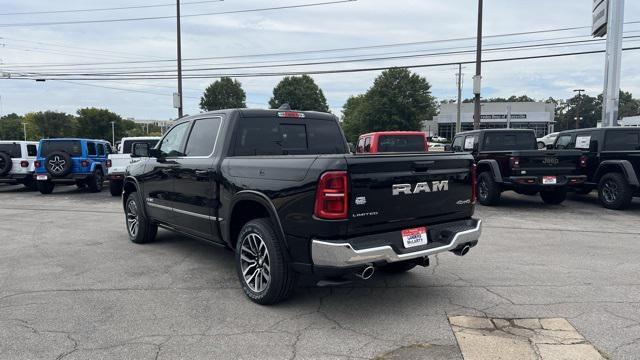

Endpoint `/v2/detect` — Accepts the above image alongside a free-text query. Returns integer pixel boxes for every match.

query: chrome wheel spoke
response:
[239,232,271,293]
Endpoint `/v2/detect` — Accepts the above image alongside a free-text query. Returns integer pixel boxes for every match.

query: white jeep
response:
[0,141,39,190]
[107,136,160,196]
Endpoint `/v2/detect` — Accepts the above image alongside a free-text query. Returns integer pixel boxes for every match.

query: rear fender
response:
[477,159,503,182]
[595,160,640,186]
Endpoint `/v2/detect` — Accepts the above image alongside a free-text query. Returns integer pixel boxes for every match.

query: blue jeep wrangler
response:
[34,138,110,194]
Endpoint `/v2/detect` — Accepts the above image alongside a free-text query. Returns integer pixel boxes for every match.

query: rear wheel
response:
[379,260,418,274]
[125,193,157,244]
[87,169,104,193]
[598,173,633,210]
[110,180,123,197]
[477,172,501,206]
[37,181,55,194]
[235,218,296,305]
[540,189,567,205]
[23,178,38,191]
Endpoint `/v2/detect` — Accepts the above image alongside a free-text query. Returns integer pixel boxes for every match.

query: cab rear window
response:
[0,144,21,158]
[377,135,425,152]
[41,140,82,157]
[233,117,347,156]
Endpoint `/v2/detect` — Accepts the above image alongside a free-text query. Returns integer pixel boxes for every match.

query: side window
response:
[604,130,640,151]
[27,145,37,157]
[87,142,97,156]
[463,136,476,151]
[555,135,572,149]
[356,138,365,153]
[452,137,464,152]
[184,117,222,157]
[97,144,105,156]
[159,122,190,157]
[363,137,372,153]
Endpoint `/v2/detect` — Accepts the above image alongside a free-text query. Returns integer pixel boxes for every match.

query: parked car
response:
[34,138,110,194]
[0,141,39,190]
[122,109,481,304]
[537,132,559,149]
[450,129,586,206]
[553,127,640,209]
[107,136,161,196]
[356,131,429,153]
[431,135,448,143]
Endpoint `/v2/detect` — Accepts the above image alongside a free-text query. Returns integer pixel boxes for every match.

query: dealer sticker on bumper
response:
[543,176,557,185]
[36,175,48,181]
[401,227,429,248]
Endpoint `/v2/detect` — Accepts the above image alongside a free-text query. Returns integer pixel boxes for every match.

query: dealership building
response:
[424,102,556,140]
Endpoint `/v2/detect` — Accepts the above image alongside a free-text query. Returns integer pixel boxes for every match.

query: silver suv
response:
[0,141,39,190]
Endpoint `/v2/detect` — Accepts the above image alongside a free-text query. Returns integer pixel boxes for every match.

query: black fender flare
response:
[595,160,640,187]
[477,159,503,183]
[122,176,150,220]
[225,190,288,251]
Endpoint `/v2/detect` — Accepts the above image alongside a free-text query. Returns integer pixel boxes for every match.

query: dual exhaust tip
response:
[355,265,375,280]
[451,244,471,257]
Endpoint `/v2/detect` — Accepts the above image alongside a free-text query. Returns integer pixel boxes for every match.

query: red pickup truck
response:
[356,131,429,154]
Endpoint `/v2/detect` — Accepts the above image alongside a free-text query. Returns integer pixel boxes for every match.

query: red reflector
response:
[579,155,588,168]
[106,159,112,168]
[81,160,89,167]
[277,111,305,118]
[20,160,29,168]
[314,171,348,220]
[34,160,41,168]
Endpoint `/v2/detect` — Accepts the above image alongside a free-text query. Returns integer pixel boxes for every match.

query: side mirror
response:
[132,143,149,157]
[444,144,452,152]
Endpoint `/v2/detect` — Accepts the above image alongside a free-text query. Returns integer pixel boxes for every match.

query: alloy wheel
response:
[601,180,618,203]
[240,232,271,293]
[479,179,489,200]
[126,199,139,237]
[49,155,66,174]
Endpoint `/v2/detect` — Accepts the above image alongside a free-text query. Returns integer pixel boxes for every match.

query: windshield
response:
[121,139,159,154]
[41,140,82,157]
[0,144,21,158]
[377,135,426,152]
[483,132,536,151]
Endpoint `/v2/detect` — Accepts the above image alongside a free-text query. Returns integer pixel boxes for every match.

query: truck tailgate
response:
[345,153,475,237]
[514,150,582,174]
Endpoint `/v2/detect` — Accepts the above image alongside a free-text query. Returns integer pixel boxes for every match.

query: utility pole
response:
[573,89,585,129]
[456,63,463,134]
[22,122,27,141]
[176,0,184,118]
[473,0,483,130]
[602,0,625,127]
[110,121,115,145]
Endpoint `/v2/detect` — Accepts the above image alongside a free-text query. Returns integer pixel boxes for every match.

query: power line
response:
[0,0,224,16]
[0,0,357,27]
[57,80,200,99]
[8,46,640,81]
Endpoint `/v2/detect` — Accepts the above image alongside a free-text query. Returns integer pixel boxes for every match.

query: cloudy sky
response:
[1,0,639,120]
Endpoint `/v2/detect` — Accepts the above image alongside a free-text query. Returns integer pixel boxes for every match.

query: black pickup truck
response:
[122,109,481,304]
[450,129,586,206]
[553,127,640,210]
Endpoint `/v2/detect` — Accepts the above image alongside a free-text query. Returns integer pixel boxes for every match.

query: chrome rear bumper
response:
[311,219,482,268]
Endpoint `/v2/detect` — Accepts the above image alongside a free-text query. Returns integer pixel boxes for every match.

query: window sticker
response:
[464,137,475,150]
[575,135,591,149]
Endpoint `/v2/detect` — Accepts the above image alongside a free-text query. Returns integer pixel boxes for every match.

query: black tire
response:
[75,181,86,189]
[477,172,501,206]
[44,151,72,177]
[23,178,38,191]
[598,173,633,210]
[87,169,104,193]
[540,189,567,205]
[110,180,123,197]
[125,193,157,244]
[235,218,296,305]
[379,260,418,274]
[0,152,12,176]
[37,181,55,194]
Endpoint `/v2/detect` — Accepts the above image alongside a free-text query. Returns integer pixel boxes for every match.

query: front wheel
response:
[235,218,296,305]
[87,169,104,192]
[598,173,633,210]
[37,180,55,194]
[477,172,501,206]
[125,193,157,244]
[540,189,567,205]
[537,141,546,150]
[110,180,123,197]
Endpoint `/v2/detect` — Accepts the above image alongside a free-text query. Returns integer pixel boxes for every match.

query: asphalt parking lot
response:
[1,184,639,360]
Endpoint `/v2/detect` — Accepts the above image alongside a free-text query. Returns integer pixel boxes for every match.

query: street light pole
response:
[110,121,115,146]
[473,0,483,130]
[573,89,585,129]
[456,63,463,134]
[176,0,184,118]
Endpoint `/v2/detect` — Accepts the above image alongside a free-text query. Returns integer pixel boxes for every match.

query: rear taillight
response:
[34,160,41,168]
[81,160,89,167]
[20,160,29,168]
[579,155,588,168]
[471,163,477,204]
[314,171,348,220]
[106,159,112,168]
[509,156,520,169]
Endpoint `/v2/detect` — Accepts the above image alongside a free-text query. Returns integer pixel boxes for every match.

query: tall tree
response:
[24,111,77,139]
[269,75,329,112]
[199,77,247,111]
[0,113,24,140]
[341,68,437,143]
[76,108,125,141]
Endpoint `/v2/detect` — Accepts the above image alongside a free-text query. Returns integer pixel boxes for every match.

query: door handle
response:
[195,170,210,180]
